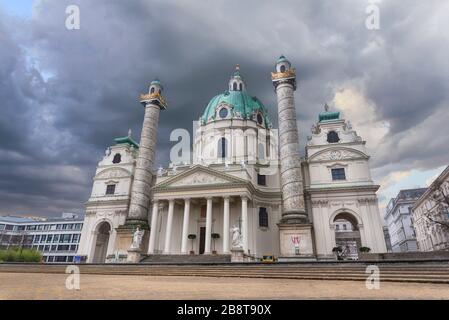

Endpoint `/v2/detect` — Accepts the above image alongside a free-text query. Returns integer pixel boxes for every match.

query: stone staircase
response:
[140,254,231,264]
[1,262,449,284]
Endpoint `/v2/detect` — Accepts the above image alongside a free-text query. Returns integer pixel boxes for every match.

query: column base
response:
[278,223,316,258]
[280,210,309,224]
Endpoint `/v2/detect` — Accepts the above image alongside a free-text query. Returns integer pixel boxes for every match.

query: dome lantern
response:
[228,64,246,92]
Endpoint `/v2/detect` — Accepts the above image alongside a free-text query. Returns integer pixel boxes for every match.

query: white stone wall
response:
[194,120,275,166]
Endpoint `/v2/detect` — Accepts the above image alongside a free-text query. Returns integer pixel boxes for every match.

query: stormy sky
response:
[0,0,448,217]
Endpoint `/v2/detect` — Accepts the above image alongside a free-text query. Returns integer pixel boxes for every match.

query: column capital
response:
[206,196,213,201]
[223,195,231,200]
[183,197,191,202]
[241,195,248,201]
[168,199,175,205]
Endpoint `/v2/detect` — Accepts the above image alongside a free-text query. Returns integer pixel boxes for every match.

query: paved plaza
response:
[1,272,448,299]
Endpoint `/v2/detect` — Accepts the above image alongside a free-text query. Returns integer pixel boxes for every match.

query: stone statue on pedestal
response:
[130,226,144,250]
[231,225,242,248]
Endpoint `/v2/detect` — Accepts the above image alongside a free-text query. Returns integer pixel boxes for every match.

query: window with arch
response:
[327,131,340,143]
[150,87,155,94]
[256,113,264,125]
[239,83,243,91]
[218,137,227,159]
[232,82,237,91]
[280,65,286,72]
[112,153,121,164]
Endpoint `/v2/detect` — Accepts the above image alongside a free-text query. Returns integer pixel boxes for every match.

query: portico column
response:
[223,196,230,253]
[148,200,159,254]
[181,198,191,254]
[241,196,248,253]
[164,199,175,254]
[204,197,213,254]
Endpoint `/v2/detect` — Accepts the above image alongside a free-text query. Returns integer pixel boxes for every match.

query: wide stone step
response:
[2,263,449,284]
[140,254,231,264]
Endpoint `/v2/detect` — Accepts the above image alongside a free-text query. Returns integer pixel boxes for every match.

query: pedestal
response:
[115,225,149,261]
[231,248,244,263]
[278,223,316,261]
[127,248,142,263]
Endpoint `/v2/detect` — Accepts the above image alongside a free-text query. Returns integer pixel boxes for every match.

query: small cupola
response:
[228,64,246,92]
[149,79,163,95]
[275,55,291,73]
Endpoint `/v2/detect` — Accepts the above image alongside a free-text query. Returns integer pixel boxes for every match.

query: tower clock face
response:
[330,150,341,160]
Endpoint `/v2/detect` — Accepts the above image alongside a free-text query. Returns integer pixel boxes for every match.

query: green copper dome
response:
[201,90,271,127]
[201,66,271,127]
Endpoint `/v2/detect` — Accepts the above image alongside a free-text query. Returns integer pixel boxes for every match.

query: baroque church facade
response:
[77,56,387,263]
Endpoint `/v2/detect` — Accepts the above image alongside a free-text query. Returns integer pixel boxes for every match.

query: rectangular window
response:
[0,224,4,231]
[331,168,346,181]
[53,234,60,243]
[62,234,71,243]
[58,245,70,251]
[47,235,53,243]
[257,174,266,186]
[72,234,80,243]
[259,207,269,228]
[106,184,116,195]
[41,235,47,243]
[200,205,206,219]
[55,256,67,262]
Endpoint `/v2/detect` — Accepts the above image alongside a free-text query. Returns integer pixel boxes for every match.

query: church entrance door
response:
[199,227,206,254]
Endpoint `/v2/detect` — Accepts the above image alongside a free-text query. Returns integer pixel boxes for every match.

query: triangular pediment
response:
[155,165,247,189]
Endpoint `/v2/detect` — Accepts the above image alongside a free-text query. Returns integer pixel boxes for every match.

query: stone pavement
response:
[1,272,449,299]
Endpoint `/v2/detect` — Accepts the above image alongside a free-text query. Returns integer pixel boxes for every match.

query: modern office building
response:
[384,188,427,252]
[0,213,84,263]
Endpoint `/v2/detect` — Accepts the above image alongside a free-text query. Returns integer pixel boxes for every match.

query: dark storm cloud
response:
[0,0,448,216]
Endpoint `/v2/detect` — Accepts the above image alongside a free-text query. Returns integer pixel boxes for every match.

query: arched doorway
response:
[333,212,362,260]
[92,222,111,263]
